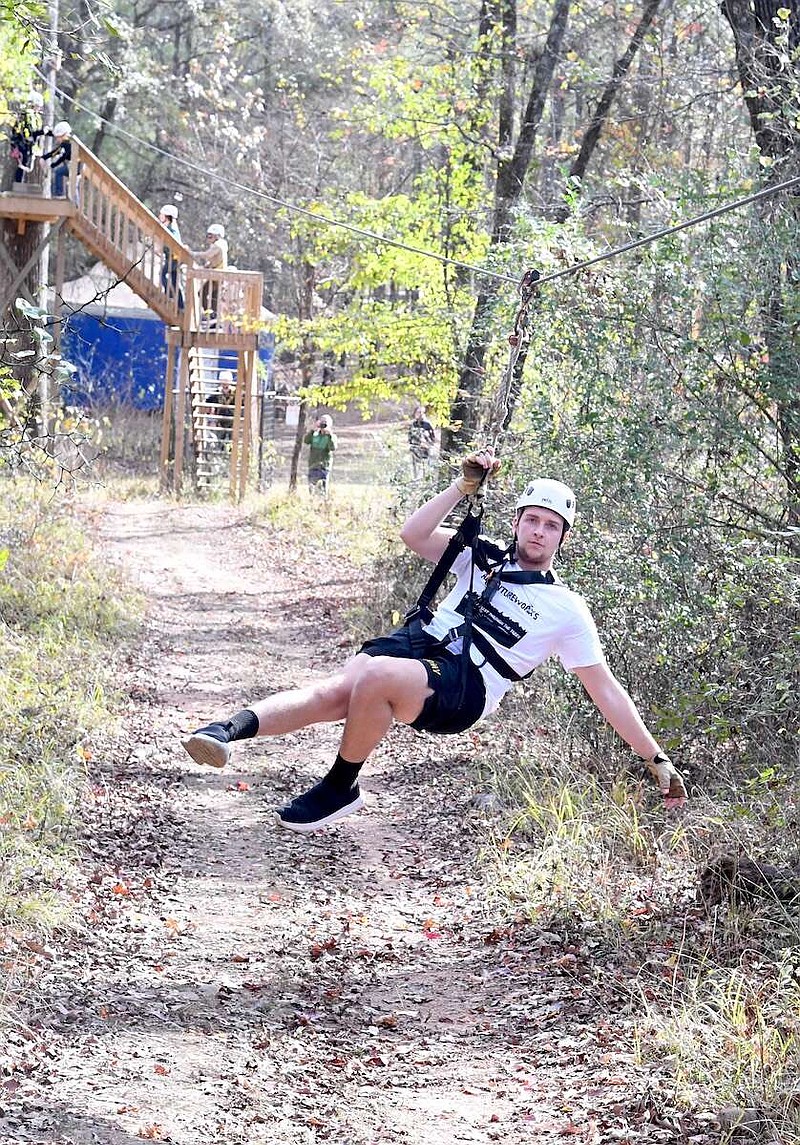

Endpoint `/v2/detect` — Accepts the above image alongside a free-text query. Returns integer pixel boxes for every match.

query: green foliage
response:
[11,298,76,390]
[275,183,485,417]
[0,2,42,124]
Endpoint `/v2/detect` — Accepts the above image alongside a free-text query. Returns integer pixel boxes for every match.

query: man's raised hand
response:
[455,447,502,497]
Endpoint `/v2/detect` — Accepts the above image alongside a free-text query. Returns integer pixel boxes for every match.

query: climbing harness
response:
[404,512,559,706]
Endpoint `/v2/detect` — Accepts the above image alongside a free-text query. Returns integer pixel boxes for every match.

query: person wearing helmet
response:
[191,223,228,321]
[182,447,687,833]
[9,95,46,183]
[159,203,180,231]
[192,223,228,270]
[303,414,337,495]
[41,120,72,197]
[158,204,184,308]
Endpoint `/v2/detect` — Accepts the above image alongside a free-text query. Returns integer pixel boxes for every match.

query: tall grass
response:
[469,703,800,1138]
[0,480,140,928]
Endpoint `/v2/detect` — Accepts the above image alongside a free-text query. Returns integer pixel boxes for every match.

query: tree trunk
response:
[288,260,316,492]
[0,153,45,403]
[443,0,571,455]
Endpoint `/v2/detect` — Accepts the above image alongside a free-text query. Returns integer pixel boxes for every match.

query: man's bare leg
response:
[338,656,430,761]
[181,655,370,768]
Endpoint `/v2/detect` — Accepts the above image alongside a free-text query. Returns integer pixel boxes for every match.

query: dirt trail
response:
[0,500,705,1145]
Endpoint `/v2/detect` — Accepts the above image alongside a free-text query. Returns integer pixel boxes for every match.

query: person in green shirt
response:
[304,415,337,494]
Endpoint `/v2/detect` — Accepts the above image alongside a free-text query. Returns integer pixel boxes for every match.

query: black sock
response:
[324,752,364,791]
[222,709,260,741]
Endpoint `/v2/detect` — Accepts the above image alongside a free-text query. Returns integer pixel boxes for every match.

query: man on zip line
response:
[182,448,688,831]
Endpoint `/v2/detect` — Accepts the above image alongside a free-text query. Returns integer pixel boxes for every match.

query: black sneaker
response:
[181,723,231,769]
[277,779,364,833]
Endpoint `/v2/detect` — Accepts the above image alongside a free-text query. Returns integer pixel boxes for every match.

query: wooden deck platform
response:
[0,192,76,227]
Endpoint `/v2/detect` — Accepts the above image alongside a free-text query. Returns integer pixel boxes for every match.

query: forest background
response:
[1,0,800,1138]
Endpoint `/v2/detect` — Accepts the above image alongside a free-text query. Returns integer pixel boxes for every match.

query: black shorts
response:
[358,625,486,735]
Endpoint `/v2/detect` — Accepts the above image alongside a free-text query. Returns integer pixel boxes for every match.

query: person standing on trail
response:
[181,448,688,833]
[304,414,337,495]
[408,404,436,480]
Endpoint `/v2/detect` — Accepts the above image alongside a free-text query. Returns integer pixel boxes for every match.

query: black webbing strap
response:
[492,568,555,585]
[469,629,529,682]
[406,508,483,627]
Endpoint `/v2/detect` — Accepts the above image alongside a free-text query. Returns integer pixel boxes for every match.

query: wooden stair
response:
[188,349,236,488]
[1,136,266,499]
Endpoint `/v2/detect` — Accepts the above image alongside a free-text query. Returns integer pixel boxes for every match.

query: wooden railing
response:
[64,138,263,337]
[67,138,192,327]
[184,268,264,340]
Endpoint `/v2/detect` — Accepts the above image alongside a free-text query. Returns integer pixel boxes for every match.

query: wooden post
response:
[229,360,242,501]
[174,347,189,493]
[160,340,177,488]
[53,220,66,352]
[238,348,254,502]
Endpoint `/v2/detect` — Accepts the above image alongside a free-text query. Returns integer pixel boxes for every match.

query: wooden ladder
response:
[188,349,235,489]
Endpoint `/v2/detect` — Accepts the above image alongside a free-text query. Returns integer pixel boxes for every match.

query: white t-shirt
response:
[422,542,605,719]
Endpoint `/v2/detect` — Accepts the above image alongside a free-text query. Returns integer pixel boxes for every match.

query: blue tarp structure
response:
[59,263,274,411]
[62,307,169,410]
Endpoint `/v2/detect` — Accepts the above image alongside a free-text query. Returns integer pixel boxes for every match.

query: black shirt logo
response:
[456,593,526,649]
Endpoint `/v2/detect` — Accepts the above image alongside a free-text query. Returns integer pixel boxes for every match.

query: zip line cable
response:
[534,174,800,287]
[48,81,800,291]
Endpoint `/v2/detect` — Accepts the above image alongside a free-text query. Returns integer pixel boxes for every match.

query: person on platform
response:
[159,203,184,309]
[191,223,228,320]
[42,120,72,198]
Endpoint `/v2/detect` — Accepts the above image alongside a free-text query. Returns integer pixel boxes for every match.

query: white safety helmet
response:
[318,414,333,429]
[160,203,178,218]
[206,223,225,237]
[53,120,72,136]
[515,478,576,528]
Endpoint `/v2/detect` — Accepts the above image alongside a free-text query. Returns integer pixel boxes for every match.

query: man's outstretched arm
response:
[572,662,687,807]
